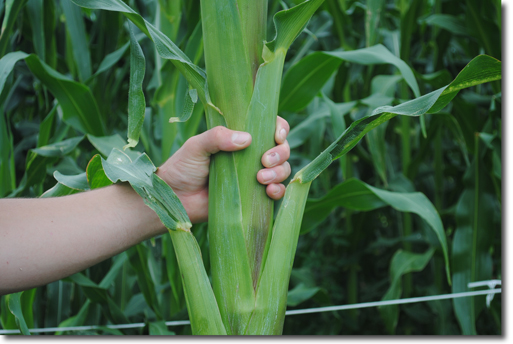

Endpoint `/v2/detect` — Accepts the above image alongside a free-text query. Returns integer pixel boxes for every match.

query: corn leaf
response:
[127,244,163,320]
[149,321,175,335]
[452,139,497,335]
[26,0,45,61]
[422,14,468,36]
[86,154,113,189]
[294,55,501,184]
[24,54,105,136]
[0,0,28,56]
[0,104,15,197]
[301,177,450,289]
[71,0,209,105]
[167,229,227,335]
[124,22,146,150]
[279,52,342,112]
[5,292,31,335]
[379,248,435,334]
[99,148,191,232]
[66,273,130,324]
[279,44,420,112]
[9,136,85,196]
[61,0,92,81]
[169,89,197,123]
[86,134,140,160]
[41,171,89,198]
[266,0,325,52]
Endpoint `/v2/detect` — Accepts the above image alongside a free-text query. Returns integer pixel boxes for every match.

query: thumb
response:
[183,126,252,158]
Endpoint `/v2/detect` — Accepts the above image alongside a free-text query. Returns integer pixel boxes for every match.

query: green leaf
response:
[167,230,227,335]
[294,55,501,184]
[37,105,57,147]
[0,102,15,197]
[26,55,104,135]
[101,148,191,231]
[124,22,146,150]
[365,0,384,46]
[86,154,113,189]
[300,178,450,282]
[66,273,130,325]
[378,248,435,334]
[0,0,28,56]
[71,0,209,105]
[452,140,497,335]
[280,44,421,112]
[266,0,325,52]
[26,0,45,60]
[422,14,468,36]
[169,88,197,123]
[149,321,175,335]
[6,292,31,335]
[61,0,92,81]
[31,136,84,157]
[301,178,387,234]
[287,283,321,307]
[53,171,89,190]
[86,134,140,160]
[279,52,342,112]
[41,171,89,198]
[11,136,85,196]
[127,244,162,320]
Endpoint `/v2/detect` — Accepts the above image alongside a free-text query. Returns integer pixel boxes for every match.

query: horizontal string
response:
[0,285,501,334]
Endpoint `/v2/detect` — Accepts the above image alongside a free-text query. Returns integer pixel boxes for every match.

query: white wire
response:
[0,285,501,334]
[284,288,501,315]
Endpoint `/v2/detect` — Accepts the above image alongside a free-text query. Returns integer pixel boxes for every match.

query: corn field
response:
[0,0,502,336]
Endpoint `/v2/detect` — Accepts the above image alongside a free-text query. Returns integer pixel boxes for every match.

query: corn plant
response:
[0,0,501,335]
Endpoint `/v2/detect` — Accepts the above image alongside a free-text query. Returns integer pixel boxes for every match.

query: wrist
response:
[111,183,168,238]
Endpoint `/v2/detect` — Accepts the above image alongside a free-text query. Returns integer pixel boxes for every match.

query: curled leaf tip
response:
[176,222,192,232]
[123,138,138,150]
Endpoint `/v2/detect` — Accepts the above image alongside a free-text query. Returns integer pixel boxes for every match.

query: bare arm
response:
[0,184,163,295]
[0,118,291,295]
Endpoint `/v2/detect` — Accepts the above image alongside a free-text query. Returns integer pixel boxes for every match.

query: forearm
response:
[0,183,165,295]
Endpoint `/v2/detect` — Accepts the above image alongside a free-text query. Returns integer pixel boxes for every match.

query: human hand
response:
[156,117,291,224]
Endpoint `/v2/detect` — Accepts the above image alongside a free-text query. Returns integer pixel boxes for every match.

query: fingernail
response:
[273,185,281,195]
[279,128,287,142]
[232,132,251,146]
[261,170,277,183]
[266,152,280,167]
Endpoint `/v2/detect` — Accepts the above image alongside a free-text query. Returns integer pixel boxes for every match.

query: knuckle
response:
[211,126,227,143]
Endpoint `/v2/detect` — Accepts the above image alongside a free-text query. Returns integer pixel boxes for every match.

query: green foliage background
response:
[0,0,501,335]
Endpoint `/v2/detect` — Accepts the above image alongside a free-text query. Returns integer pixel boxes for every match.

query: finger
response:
[262,140,290,168]
[257,162,291,185]
[266,183,286,200]
[275,116,290,145]
[183,126,252,158]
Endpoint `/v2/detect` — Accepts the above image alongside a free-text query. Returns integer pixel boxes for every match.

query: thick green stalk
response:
[201,0,269,334]
[246,180,312,335]
[237,0,268,81]
[237,50,285,286]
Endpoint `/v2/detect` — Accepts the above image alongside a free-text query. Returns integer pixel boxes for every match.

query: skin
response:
[0,117,291,296]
